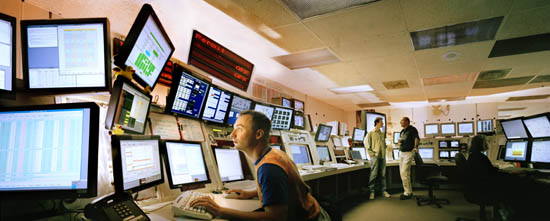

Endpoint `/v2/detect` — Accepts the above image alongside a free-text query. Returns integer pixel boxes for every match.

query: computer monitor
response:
[201,85,232,124]
[500,118,529,139]
[439,151,450,160]
[497,145,506,160]
[477,119,494,133]
[316,146,331,162]
[315,124,333,142]
[0,102,99,199]
[293,99,304,112]
[424,123,439,137]
[393,149,400,160]
[272,107,293,130]
[282,97,292,108]
[332,136,343,146]
[450,140,459,148]
[393,132,400,144]
[439,140,448,148]
[226,94,253,125]
[522,113,550,139]
[161,141,210,189]
[530,140,550,163]
[214,148,244,182]
[292,111,305,129]
[352,128,366,142]
[271,144,283,151]
[21,18,111,93]
[253,103,275,120]
[449,150,459,158]
[111,135,163,193]
[457,122,474,136]
[166,68,210,119]
[418,148,434,159]
[105,78,152,134]
[351,150,363,161]
[0,13,15,94]
[440,123,456,137]
[289,144,312,165]
[113,4,174,90]
[365,112,386,134]
[504,140,529,162]
[351,147,367,160]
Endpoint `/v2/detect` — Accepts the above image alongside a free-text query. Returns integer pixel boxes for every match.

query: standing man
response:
[398,117,419,200]
[365,117,390,200]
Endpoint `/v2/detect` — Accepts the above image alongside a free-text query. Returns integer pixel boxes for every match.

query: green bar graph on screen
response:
[150,32,165,53]
[135,53,156,77]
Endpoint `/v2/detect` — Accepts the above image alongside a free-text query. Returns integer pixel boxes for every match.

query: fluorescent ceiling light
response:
[330,84,373,94]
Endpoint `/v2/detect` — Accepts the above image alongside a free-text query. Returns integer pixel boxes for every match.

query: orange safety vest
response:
[255,148,320,219]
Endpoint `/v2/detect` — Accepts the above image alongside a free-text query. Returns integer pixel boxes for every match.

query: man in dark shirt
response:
[398,117,419,200]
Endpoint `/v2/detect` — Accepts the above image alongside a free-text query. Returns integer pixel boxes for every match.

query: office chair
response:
[454,152,494,221]
[413,152,450,208]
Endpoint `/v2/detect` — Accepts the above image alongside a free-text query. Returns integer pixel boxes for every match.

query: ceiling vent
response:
[473,76,533,89]
[272,48,340,70]
[489,33,550,58]
[530,75,550,83]
[498,107,527,112]
[383,80,409,90]
[478,69,511,81]
[423,72,476,86]
[427,96,465,103]
[358,102,391,108]
[506,94,550,101]
[281,0,379,19]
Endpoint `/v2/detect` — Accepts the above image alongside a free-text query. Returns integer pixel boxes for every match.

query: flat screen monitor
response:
[440,123,456,136]
[272,107,293,130]
[113,4,174,90]
[293,99,304,112]
[292,111,305,129]
[500,118,529,139]
[315,124,333,142]
[271,144,282,151]
[21,18,111,92]
[522,113,550,139]
[450,150,459,158]
[424,123,439,137]
[253,103,275,120]
[201,85,232,124]
[226,94,253,125]
[166,68,209,119]
[352,128,366,142]
[504,140,529,162]
[439,151,449,159]
[418,148,434,159]
[161,141,210,189]
[393,132,400,144]
[316,146,331,162]
[351,150,363,160]
[0,13,15,93]
[439,140,448,148]
[393,149,400,160]
[530,140,550,163]
[351,147,367,160]
[450,140,459,148]
[214,148,244,182]
[282,97,291,108]
[477,119,494,133]
[105,78,152,134]
[0,102,99,199]
[365,112,386,134]
[290,144,311,165]
[332,137,343,146]
[457,122,474,136]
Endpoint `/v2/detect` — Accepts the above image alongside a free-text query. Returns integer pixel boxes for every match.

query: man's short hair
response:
[470,135,486,153]
[374,117,383,127]
[239,110,271,143]
[402,117,410,123]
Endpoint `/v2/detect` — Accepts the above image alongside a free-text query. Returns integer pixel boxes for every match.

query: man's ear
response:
[256,129,264,141]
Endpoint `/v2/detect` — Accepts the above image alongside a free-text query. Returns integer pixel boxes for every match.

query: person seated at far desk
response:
[190,110,330,220]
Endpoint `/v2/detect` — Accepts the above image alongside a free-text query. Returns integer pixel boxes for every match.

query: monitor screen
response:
[351,150,363,160]
[530,140,550,163]
[501,118,529,139]
[440,123,456,136]
[21,18,111,92]
[504,140,529,162]
[393,132,400,144]
[105,78,152,134]
[163,141,209,188]
[365,112,386,133]
[290,144,311,164]
[424,124,439,136]
[0,103,99,199]
[458,122,474,136]
[253,103,275,120]
[282,98,291,108]
[523,115,550,139]
[293,99,304,112]
[167,69,209,119]
[214,148,244,182]
[0,13,15,92]
[477,119,494,133]
[450,150,459,158]
[201,85,232,124]
[226,95,253,125]
[439,151,449,159]
[315,124,333,142]
[272,107,293,130]
[351,147,367,160]
[393,149,400,160]
[418,148,434,159]
[439,141,448,148]
[352,128,366,142]
[332,137,343,146]
[114,4,174,89]
[450,140,459,148]
[271,145,281,150]
[292,112,305,129]
[317,146,331,162]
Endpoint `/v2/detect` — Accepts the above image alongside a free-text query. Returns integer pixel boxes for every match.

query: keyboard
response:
[172,191,214,220]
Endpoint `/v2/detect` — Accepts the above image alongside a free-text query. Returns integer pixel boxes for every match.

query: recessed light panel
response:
[281,0,379,19]
[330,84,373,94]
[473,76,534,89]
[489,33,550,58]
[272,48,340,69]
[478,69,511,81]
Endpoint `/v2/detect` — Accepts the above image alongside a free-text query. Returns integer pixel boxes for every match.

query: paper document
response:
[149,112,180,140]
[177,117,204,142]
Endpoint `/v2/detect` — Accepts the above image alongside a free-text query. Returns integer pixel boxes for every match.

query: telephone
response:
[84,192,150,221]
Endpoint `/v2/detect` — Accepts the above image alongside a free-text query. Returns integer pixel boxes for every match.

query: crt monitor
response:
[201,85,232,124]
[500,118,529,139]
[424,123,439,137]
[281,97,292,108]
[214,148,244,182]
[161,141,210,189]
[0,102,99,199]
[365,112,386,134]
[272,107,293,130]
[439,140,448,148]
[21,18,111,92]
[315,124,333,142]
[289,144,312,165]
[440,123,456,136]
[530,140,550,163]
[105,77,152,134]
[316,146,331,162]
[253,103,275,120]
[0,12,15,93]
[450,150,459,158]
[450,140,459,148]
[352,128,366,142]
[418,148,434,159]
[292,111,305,129]
[111,135,163,193]
[166,67,210,119]
[457,122,474,136]
[393,149,400,160]
[113,4,174,90]
[504,140,529,162]
[293,99,304,112]
[393,132,400,144]
[439,151,450,159]
[522,113,550,139]
[477,119,494,133]
[351,147,367,160]
[226,94,253,125]
[350,151,363,161]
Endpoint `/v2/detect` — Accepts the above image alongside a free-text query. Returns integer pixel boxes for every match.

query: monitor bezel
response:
[503,140,531,163]
[457,121,475,136]
[351,147,367,160]
[113,4,174,90]
[439,150,450,159]
[418,147,434,159]
[212,147,246,183]
[253,102,276,120]
[0,102,99,199]
[281,97,292,108]
[0,12,16,95]
[522,112,550,139]
[160,140,211,189]
[289,144,313,165]
[224,93,254,126]
[165,65,211,119]
[20,18,112,93]
[438,140,449,149]
[476,119,495,134]
[315,124,333,142]
[527,138,550,163]
[271,106,294,130]
[352,127,366,142]
[316,145,332,162]
[424,123,440,137]
[440,122,457,137]
[291,111,305,130]
[200,84,234,124]
[393,131,400,144]
[500,117,531,140]
[105,77,152,134]
[292,99,304,112]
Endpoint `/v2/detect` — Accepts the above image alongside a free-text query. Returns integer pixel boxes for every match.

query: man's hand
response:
[189,196,224,217]
[226,189,255,199]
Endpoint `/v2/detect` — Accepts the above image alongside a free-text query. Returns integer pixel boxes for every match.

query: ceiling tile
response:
[482,51,550,73]
[496,5,550,40]
[469,85,525,96]
[399,0,449,31]
[205,0,300,29]
[414,41,495,65]
[329,31,413,61]
[509,0,550,12]
[473,76,534,89]
[351,53,418,80]
[259,23,325,52]
[446,0,513,25]
[417,60,485,78]
[424,82,472,98]
[376,88,426,102]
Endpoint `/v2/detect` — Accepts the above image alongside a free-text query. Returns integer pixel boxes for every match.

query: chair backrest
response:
[413,151,426,180]
[454,151,484,203]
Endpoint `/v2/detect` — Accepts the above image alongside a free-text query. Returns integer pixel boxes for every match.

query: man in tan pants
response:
[397,117,419,200]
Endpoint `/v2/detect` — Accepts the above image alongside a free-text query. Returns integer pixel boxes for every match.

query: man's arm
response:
[414,137,419,152]
[365,132,374,156]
